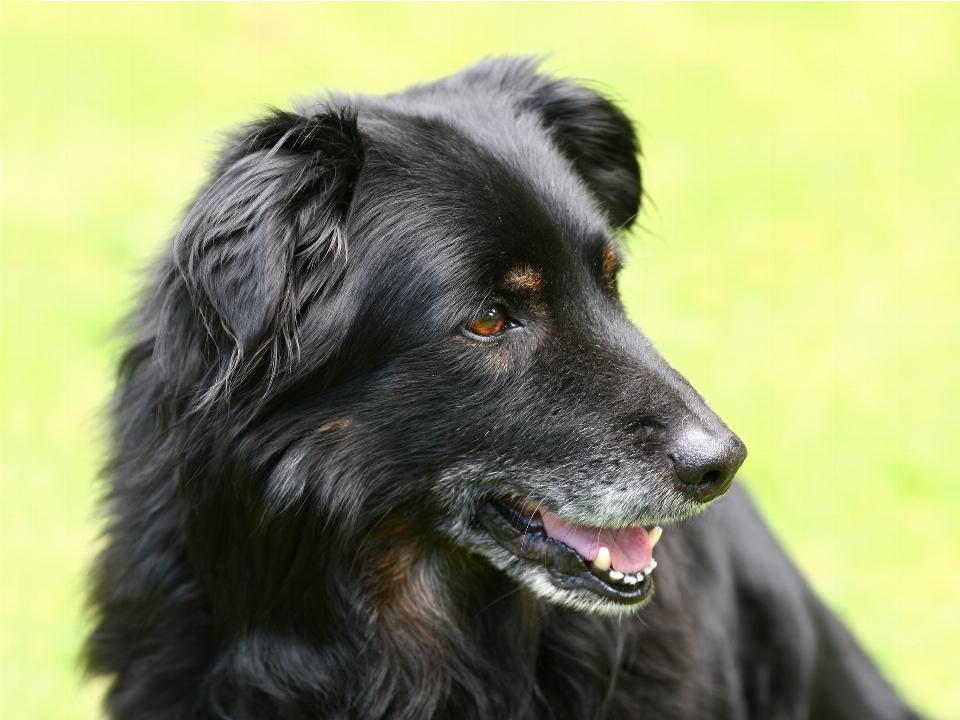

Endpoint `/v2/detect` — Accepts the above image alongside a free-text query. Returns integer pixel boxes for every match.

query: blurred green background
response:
[1,2,958,718]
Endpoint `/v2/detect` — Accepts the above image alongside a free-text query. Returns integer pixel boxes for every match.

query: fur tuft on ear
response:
[172,107,363,402]
[452,57,642,230]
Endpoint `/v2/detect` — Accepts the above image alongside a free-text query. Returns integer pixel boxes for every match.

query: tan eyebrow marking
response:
[504,264,544,293]
[601,242,621,291]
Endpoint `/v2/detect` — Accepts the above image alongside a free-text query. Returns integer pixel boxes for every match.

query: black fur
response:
[86,58,920,720]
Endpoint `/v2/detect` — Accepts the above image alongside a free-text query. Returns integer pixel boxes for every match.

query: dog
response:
[85,58,921,720]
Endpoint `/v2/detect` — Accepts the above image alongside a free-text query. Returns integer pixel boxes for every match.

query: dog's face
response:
[175,59,745,617]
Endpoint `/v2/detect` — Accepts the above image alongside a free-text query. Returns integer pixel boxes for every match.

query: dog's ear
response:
[173,108,362,395]
[455,58,642,230]
[523,77,641,229]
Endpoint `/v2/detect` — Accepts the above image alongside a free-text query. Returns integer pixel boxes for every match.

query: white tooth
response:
[642,559,658,576]
[609,570,624,581]
[594,546,611,571]
[648,525,663,549]
[623,575,637,585]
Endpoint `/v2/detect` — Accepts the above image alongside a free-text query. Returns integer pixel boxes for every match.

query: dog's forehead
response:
[355,92,612,269]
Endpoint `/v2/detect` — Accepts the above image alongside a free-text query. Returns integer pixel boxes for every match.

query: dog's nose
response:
[669,425,747,502]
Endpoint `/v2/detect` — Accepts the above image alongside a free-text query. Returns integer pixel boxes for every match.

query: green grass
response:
[1,3,958,718]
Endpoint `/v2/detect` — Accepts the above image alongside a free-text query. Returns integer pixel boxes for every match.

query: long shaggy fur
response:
[86,58,920,720]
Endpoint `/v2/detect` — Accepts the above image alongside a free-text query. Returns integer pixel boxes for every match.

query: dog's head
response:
[169,58,745,617]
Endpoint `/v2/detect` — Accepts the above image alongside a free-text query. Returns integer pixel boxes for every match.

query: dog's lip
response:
[478,496,657,604]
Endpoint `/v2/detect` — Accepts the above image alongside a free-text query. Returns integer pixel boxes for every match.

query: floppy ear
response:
[455,58,642,230]
[173,107,362,392]
[523,76,641,230]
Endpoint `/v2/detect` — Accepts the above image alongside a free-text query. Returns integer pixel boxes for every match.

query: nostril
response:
[669,455,727,488]
[700,468,722,487]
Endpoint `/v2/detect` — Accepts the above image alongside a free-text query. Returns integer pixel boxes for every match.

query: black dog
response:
[86,58,920,720]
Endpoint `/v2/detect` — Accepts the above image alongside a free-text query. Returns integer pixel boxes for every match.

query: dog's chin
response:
[473,496,681,616]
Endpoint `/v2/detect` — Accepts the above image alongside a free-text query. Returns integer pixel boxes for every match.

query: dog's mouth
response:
[478,494,662,606]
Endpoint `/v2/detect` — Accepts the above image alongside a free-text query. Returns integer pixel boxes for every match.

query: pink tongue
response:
[540,510,652,574]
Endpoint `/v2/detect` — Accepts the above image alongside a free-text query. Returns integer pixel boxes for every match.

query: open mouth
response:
[478,494,662,606]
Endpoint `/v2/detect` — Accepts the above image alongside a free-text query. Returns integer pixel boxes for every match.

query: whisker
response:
[518,492,551,553]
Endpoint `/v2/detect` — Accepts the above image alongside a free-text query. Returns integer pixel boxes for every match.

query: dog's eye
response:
[469,304,509,337]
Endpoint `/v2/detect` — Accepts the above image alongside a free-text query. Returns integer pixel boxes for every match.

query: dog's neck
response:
[340,550,622,720]
[191,495,626,719]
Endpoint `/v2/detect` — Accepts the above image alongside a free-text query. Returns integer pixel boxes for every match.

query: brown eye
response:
[469,304,508,337]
